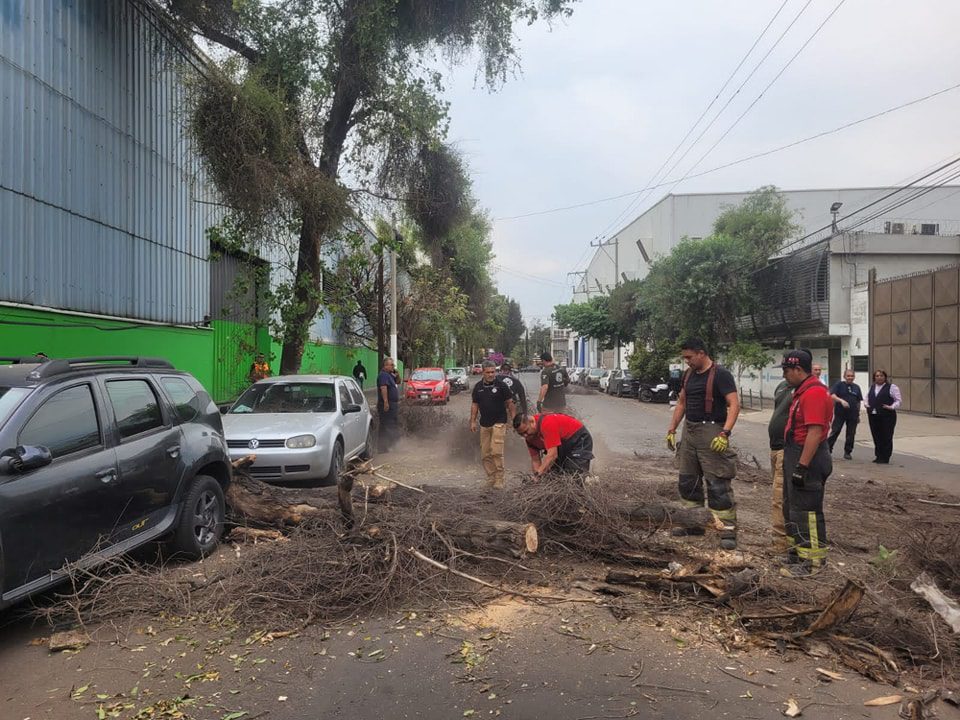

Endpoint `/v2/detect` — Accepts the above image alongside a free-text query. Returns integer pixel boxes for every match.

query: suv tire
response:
[169,475,225,560]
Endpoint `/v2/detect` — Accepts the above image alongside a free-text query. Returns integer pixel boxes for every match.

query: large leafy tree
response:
[637,186,798,349]
[499,298,525,355]
[167,0,575,373]
[553,296,620,350]
[712,185,799,261]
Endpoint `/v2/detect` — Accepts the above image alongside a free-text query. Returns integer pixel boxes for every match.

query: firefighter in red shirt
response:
[512,412,594,478]
[780,350,834,576]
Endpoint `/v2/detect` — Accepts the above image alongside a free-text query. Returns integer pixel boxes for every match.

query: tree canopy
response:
[167,0,576,372]
[555,186,798,356]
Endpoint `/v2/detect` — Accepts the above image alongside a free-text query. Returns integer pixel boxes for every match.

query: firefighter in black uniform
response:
[537,352,569,412]
[665,338,740,550]
[780,349,834,576]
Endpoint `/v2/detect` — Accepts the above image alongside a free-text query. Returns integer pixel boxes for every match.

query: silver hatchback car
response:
[222,375,371,485]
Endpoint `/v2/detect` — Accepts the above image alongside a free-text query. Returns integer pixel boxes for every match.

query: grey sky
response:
[439,0,960,324]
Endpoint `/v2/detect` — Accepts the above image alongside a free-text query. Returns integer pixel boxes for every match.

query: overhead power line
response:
[492,81,960,222]
[669,0,848,194]
[749,155,960,268]
[599,0,815,239]
[590,0,793,242]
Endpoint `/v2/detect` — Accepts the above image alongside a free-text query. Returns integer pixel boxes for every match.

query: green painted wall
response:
[1,305,391,402]
[0,305,215,391]
[269,339,390,384]
[211,319,272,402]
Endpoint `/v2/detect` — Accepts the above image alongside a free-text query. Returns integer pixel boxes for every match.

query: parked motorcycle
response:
[637,379,677,404]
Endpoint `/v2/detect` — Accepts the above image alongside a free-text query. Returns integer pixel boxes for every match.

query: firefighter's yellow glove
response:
[665,431,677,452]
[710,433,729,453]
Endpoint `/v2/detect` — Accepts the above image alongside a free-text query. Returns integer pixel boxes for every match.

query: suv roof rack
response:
[27,356,176,381]
[0,356,49,364]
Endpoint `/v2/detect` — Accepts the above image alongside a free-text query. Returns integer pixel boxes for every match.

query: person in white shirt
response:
[812,364,828,386]
[865,369,901,464]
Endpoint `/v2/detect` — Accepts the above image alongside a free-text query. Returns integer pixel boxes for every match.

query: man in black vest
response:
[537,352,569,412]
[828,368,863,460]
[498,359,527,414]
[665,338,741,550]
[768,379,793,552]
[865,369,901,464]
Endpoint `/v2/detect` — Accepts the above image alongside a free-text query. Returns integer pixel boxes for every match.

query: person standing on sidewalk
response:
[812,363,828,385]
[866,369,901,464]
[353,359,368,389]
[664,338,741,550]
[537,352,569,412]
[828,368,863,460]
[470,361,516,489]
[377,357,400,452]
[768,379,793,552]
[780,350,834,576]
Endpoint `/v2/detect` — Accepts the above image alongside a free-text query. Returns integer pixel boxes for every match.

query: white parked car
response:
[598,369,612,392]
[222,375,371,486]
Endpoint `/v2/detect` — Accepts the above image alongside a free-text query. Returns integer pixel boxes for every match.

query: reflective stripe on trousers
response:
[781,438,831,565]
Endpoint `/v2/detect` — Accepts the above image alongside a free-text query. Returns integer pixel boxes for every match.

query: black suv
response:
[0,357,231,609]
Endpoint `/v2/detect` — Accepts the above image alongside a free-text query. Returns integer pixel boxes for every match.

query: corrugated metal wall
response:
[0,0,221,324]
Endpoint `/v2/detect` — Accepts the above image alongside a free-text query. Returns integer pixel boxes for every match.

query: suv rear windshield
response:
[0,387,31,428]
[412,370,444,381]
[231,382,336,414]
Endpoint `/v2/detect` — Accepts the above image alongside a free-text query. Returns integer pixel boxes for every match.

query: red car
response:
[405,367,450,404]
[471,363,483,375]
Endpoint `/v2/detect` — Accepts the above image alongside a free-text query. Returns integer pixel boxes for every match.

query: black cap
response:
[501,358,513,370]
[540,351,553,362]
[780,349,812,373]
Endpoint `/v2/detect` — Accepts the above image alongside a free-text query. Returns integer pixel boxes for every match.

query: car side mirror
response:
[218,403,232,415]
[1,445,53,474]
[343,403,363,414]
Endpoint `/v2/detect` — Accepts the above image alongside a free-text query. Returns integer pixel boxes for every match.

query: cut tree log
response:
[605,569,724,597]
[438,517,539,556]
[225,471,342,525]
[225,472,539,556]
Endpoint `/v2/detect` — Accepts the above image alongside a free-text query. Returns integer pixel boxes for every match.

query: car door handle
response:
[166,445,181,458]
[96,468,117,484]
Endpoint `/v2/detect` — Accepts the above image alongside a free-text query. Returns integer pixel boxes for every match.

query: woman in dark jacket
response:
[865,369,901,464]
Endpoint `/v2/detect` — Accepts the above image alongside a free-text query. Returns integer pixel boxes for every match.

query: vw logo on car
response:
[248,438,259,450]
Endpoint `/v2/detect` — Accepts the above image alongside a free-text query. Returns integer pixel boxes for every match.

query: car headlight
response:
[286,434,317,449]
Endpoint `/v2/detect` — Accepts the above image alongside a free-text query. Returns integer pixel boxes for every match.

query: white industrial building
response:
[567,187,960,372]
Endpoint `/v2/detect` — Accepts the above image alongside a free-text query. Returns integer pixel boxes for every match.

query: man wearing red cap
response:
[780,349,834,576]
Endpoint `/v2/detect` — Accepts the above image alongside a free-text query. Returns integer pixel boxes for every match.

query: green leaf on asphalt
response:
[222,712,249,720]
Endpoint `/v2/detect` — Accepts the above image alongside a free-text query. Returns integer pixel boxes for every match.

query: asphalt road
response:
[2,373,958,720]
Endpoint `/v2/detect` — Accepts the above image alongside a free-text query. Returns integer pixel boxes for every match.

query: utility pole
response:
[589,236,620,368]
[390,233,399,366]
[376,249,385,372]
[566,270,588,367]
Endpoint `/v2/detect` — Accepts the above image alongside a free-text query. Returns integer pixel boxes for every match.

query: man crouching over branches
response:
[513,412,594,479]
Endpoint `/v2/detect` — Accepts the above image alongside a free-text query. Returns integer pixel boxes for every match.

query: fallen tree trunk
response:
[225,471,342,525]
[439,517,539,556]
[226,471,538,556]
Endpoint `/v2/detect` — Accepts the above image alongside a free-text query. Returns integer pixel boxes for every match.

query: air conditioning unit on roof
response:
[890,222,905,235]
